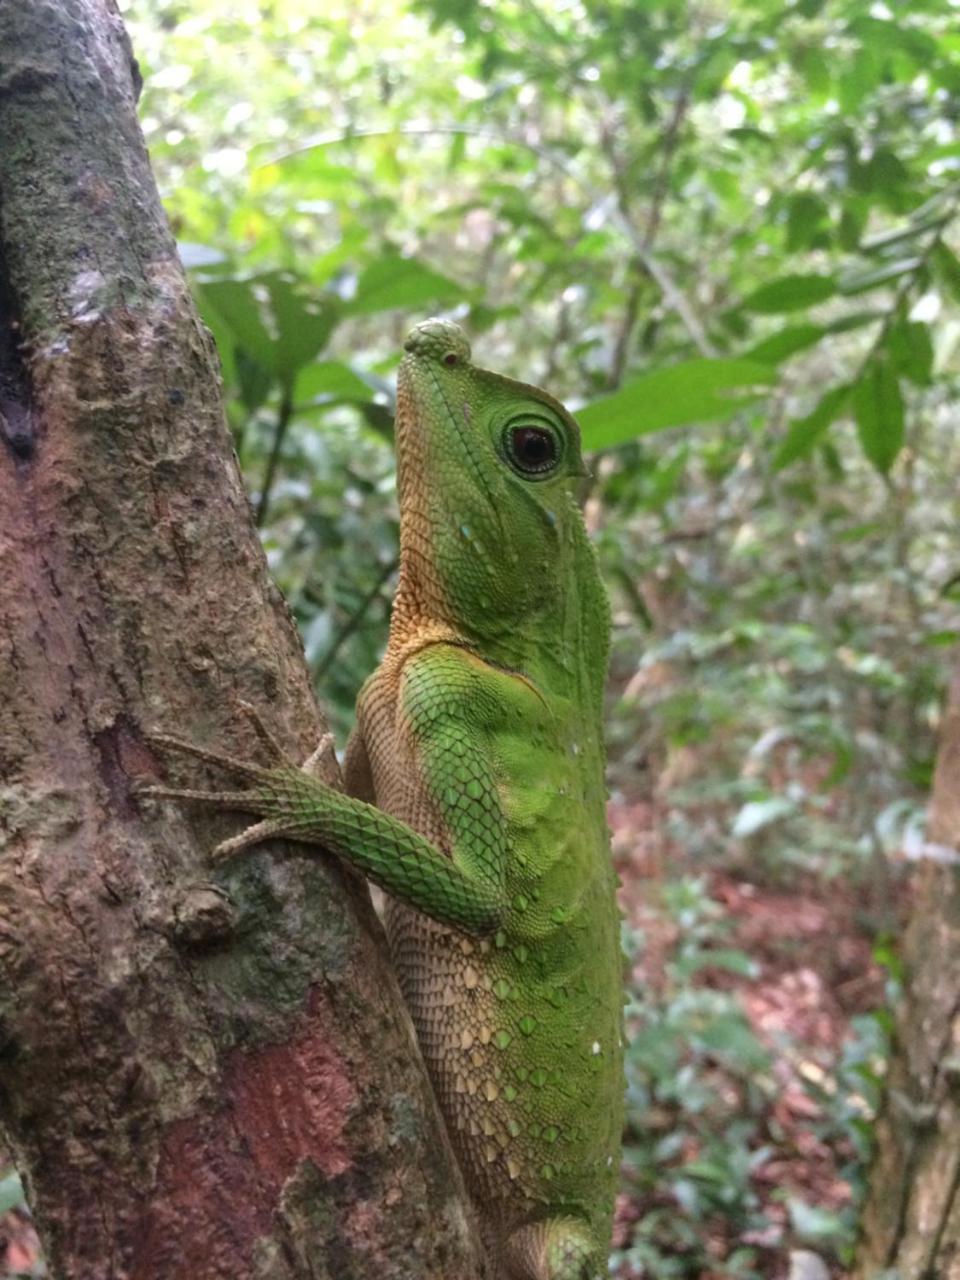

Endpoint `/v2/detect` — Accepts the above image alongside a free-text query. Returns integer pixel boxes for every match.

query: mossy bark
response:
[856,666,960,1279]
[0,3,482,1277]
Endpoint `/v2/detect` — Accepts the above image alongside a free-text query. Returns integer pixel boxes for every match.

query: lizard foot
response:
[500,1218,604,1280]
[139,707,337,861]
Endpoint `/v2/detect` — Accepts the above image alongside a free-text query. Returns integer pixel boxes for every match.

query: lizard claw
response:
[145,731,271,783]
[235,700,293,766]
[211,817,293,861]
[302,732,340,786]
[135,782,265,810]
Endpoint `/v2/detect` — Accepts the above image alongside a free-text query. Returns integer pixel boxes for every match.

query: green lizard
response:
[147,319,624,1280]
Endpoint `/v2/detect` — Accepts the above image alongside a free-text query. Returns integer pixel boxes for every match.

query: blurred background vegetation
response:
[4,0,959,1275]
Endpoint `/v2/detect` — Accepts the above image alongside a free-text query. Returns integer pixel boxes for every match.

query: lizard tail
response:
[499,1217,604,1280]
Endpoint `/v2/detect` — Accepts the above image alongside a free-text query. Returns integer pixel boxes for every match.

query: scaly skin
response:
[148,320,624,1280]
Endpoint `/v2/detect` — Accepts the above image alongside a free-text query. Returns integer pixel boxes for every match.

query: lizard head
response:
[393,318,601,661]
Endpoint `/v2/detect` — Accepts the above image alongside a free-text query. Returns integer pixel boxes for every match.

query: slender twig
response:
[256,387,294,527]
[543,296,572,385]
[641,86,691,251]
[267,124,551,170]
[604,85,692,389]
[633,246,716,357]
[607,270,644,390]
[313,557,399,683]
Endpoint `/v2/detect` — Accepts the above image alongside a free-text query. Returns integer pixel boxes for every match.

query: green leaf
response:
[860,212,951,254]
[932,242,960,303]
[787,1196,847,1244]
[347,255,465,315]
[295,360,374,403]
[265,275,338,381]
[235,348,273,413]
[447,129,467,170]
[795,45,830,98]
[198,275,338,387]
[726,127,775,147]
[838,520,884,543]
[854,361,905,473]
[674,947,758,978]
[839,202,868,251]
[887,318,934,386]
[785,193,829,252]
[578,359,776,450]
[828,310,886,335]
[261,142,359,188]
[747,324,825,365]
[851,148,911,204]
[839,46,880,115]
[199,278,277,370]
[851,15,939,66]
[743,274,836,314]
[772,385,851,471]
[358,400,396,442]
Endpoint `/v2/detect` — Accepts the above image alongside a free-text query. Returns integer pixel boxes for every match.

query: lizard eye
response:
[502,420,563,478]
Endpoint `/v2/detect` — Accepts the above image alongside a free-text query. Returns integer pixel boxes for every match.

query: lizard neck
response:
[388,505,609,724]
[387,481,465,651]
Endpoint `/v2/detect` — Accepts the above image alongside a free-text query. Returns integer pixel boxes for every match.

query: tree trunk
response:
[856,664,960,1278]
[0,3,482,1277]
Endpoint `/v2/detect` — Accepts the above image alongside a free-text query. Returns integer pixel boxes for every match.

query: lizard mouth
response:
[404,354,503,534]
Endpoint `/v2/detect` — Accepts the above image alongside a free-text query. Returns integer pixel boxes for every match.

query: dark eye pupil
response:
[512,427,555,469]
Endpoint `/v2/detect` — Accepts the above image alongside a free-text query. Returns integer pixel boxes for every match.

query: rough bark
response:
[0,2,482,1277]
[856,664,960,1279]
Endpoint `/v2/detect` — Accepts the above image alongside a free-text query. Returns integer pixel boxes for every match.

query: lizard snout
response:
[403,317,472,365]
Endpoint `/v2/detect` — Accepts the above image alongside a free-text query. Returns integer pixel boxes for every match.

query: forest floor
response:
[1,798,894,1279]
[610,794,895,1280]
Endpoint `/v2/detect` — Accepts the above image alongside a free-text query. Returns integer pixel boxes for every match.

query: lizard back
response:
[344,317,624,1279]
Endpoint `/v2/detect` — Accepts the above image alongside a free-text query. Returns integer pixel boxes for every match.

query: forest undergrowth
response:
[610,788,896,1280]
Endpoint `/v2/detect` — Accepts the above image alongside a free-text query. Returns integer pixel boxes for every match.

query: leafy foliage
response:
[121,0,960,744]
[614,879,886,1276]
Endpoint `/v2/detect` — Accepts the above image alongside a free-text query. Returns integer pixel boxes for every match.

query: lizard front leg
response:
[140,706,507,938]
